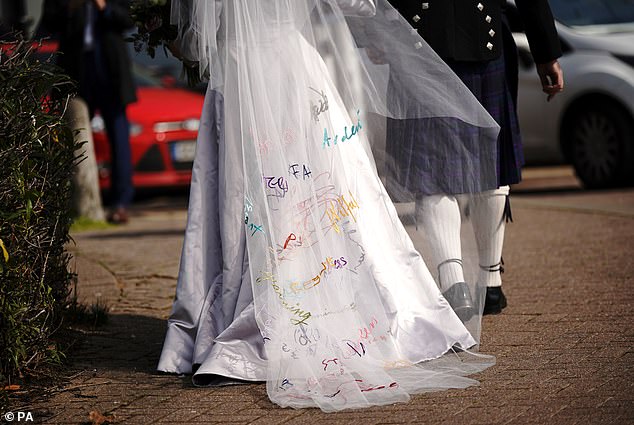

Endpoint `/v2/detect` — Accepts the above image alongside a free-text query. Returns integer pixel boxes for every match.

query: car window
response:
[549,0,634,26]
[128,42,182,78]
[132,63,164,87]
[128,41,206,92]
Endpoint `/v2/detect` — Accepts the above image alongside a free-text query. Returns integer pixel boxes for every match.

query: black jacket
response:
[389,0,561,64]
[42,0,137,106]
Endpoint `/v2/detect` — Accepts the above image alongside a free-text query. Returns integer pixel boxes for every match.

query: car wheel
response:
[565,100,634,189]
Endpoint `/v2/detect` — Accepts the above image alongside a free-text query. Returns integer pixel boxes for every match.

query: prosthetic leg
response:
[416,186,511,321]
[416,195,475,322]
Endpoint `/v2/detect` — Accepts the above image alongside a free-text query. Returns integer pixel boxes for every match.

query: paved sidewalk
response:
[6,189,634,424]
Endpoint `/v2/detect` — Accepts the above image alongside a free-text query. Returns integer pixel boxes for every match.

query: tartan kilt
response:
[385,32,523,197]
[447,49,524,188]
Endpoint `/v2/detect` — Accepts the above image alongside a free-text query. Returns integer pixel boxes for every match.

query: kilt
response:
[385,26,523,197]
[447,50,524,188]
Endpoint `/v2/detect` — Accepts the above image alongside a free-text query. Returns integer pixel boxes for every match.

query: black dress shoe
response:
[483,286,507,315]
[442,282,475,322]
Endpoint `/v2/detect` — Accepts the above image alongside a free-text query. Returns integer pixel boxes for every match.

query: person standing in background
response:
[42,0,137,224]
[387,0,564,317]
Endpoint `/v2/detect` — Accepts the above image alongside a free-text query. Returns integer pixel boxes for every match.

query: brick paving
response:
[5,188,634,424]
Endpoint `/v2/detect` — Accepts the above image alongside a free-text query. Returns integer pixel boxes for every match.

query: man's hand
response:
[536,60,564,102]
[93,0,107,12]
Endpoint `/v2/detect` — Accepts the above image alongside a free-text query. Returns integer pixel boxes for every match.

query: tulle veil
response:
[161,0,501,411]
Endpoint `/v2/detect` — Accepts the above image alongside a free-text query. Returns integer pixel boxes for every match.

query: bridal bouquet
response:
[128,0,201,85]
[128,0,176,58]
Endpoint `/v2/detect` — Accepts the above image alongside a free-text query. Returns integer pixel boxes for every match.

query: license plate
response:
[171,140,196,162]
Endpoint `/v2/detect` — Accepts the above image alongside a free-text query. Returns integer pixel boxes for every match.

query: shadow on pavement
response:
[83,228,186,240]
[512,185,584,195]
[67,314,171,376]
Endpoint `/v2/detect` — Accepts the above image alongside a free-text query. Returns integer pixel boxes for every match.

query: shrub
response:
[0,40,77,387]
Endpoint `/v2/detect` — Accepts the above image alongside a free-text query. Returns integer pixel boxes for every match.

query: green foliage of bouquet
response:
[128,0,177,58]
[128,0,201,86]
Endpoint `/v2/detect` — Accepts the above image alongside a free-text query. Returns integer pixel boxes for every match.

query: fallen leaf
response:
[88,410,115,425]
[3,384,20,391]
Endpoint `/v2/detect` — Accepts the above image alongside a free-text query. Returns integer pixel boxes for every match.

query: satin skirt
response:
[157,87,482,381]
[158,29,493,410]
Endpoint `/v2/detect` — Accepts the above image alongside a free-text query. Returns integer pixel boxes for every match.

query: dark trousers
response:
[81,49,134,208]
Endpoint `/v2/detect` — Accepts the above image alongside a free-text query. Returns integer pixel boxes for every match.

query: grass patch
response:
[70,217,114,233]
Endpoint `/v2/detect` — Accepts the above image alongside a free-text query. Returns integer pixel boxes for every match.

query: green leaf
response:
[25,198,33,222]
[0,238,8,262]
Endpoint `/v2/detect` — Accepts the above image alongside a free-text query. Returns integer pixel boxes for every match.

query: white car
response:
[508,0,634,188]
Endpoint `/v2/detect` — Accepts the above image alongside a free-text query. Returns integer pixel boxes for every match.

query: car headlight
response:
[91,116,105,133]
[92,116,143,137]
[613,54,634,68]
[182,118,200,132]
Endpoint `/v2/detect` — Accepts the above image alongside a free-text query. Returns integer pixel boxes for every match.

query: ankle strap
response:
[437,258,463,283]
[479,261,504,274]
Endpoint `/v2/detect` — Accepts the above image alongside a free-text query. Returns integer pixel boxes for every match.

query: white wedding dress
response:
[158,0,499,411]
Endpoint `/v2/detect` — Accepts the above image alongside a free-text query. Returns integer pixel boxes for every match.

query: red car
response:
[92,66,204,190]
[2,39,205,190]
